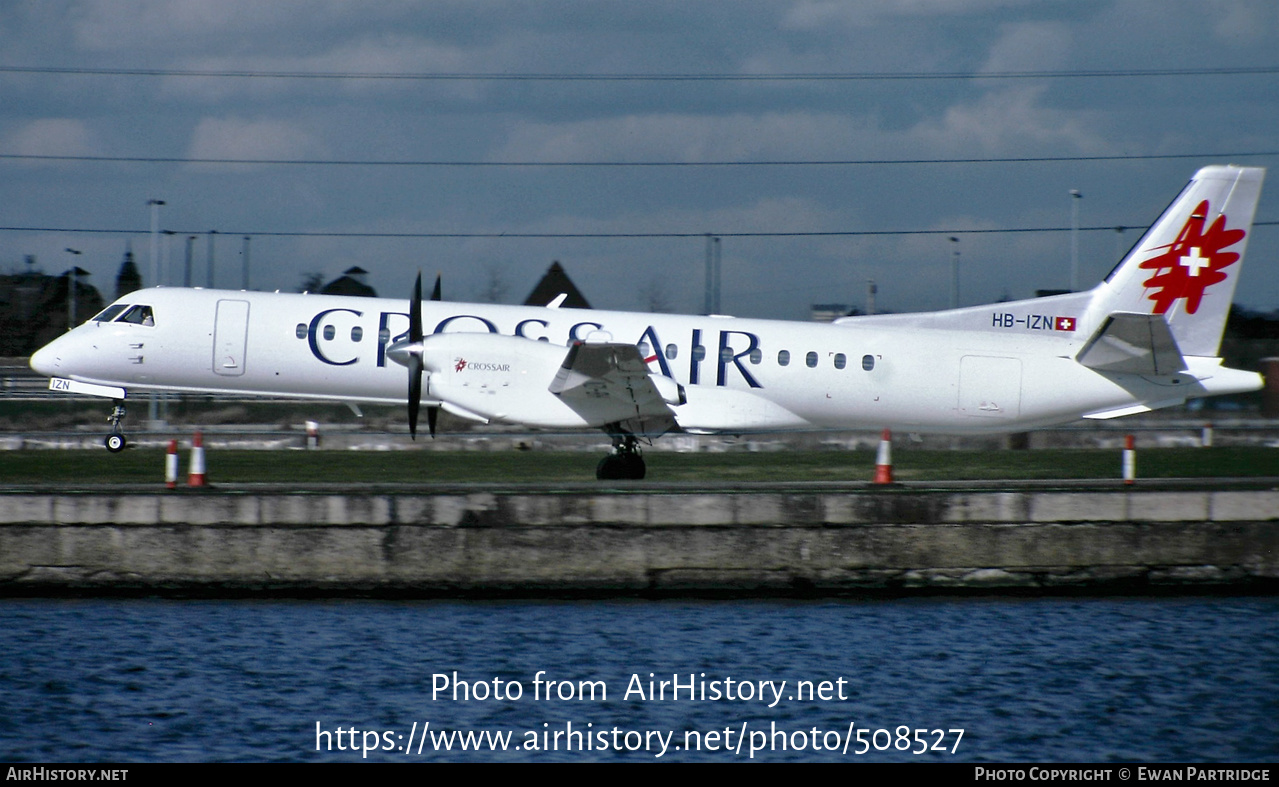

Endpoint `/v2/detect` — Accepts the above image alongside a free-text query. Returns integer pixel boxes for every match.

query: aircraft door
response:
[958,356,1022,418]
[213,299,250,376]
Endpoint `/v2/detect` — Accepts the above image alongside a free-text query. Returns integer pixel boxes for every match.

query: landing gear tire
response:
[104,399,128,453]
[596,452,645,480]
[596,434,646,480]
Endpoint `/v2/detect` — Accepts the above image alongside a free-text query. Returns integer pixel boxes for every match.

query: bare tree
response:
[477,264,509,303]
[297,271,325,293]
[639,275,672,313]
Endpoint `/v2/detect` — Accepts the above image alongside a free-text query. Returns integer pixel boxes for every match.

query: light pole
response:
[242,236,251,290]
[949,236,960,309]
[184,236,197,287]
[65,248,81,330]
[704,235,721,314]
[1069,189,1082,291]
[162,230,175,285]
[207,230,217,288]
[147,199,165,287]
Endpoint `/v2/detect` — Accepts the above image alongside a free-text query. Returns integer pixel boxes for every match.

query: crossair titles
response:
[300,307,764,388]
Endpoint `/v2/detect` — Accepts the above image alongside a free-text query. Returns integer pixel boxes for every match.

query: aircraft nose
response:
[29,338,63,376]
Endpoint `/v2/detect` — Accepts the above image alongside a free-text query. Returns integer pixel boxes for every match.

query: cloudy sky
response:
[2,0,1277,320]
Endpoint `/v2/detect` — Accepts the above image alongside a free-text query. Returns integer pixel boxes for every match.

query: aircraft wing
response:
[548,342,680,438]
[1075,312,1188,375]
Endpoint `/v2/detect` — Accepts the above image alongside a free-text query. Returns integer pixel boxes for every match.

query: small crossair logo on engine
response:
[454,358,511,373]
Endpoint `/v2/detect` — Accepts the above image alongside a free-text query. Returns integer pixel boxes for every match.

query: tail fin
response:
[1083,165,1265,358]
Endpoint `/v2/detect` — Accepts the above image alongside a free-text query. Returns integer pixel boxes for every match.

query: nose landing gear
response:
[105,400,128,453]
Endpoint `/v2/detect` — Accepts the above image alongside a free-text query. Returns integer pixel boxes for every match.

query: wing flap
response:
[549,342,679,437]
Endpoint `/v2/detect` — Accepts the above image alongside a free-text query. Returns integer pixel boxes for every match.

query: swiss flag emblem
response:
[1054,316,1076,332]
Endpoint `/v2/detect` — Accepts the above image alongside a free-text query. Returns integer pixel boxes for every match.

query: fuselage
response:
[28,285,1246,435]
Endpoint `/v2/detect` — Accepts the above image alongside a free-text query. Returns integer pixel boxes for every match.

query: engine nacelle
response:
[418,333,591,427]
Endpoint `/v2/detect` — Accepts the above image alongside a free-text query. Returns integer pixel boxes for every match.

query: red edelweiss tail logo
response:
[454,357,467,372]
[1138,200,1245,314]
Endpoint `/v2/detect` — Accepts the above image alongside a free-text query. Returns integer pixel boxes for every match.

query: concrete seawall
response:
[2,486,1277,595]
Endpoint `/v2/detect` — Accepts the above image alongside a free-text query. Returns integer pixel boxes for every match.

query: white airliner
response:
[29,165,1266,478]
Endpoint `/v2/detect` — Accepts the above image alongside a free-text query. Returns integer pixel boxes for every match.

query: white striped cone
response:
[188,431,207,487]
[873,429,894,484]
[1122,434,1136,486]
[165,439,179,489]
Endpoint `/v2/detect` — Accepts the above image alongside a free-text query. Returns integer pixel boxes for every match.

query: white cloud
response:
[783,0,1036,29]
[492,111,883,163]
[5,118,96,157]
[907,87,1113,156]
[979,22,1072,73]
[1207,0,1279,43]
[185,117,324,167]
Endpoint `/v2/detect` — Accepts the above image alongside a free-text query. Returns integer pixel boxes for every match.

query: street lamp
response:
[65,248,81,331]
[184,236,198,287]
[949,236,960,309]
[1069,189,1082,291]
[147,199,165,287]
[242,236,252,290]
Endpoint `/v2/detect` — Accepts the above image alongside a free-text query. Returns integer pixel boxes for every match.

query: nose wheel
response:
[105,401,128,453]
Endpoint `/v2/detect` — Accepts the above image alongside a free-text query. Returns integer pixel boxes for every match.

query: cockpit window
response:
[117,305,155,326]
[93,304,129,323]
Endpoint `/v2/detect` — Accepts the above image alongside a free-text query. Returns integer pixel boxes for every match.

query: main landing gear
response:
[105,400,128,453]
[596,433,646,480]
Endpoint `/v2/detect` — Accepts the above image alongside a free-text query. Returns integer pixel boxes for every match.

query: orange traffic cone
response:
[1122,434,1135,486]
[873,428,894,484]
[188,431,207,487]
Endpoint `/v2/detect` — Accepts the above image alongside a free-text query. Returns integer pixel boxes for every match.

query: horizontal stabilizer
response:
[1076,312,1187,375]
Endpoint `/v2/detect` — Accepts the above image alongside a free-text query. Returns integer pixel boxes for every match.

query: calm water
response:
[1,598,1276,762]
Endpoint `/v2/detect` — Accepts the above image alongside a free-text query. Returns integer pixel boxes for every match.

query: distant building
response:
[320,266,378,298]
[524,261,591,308]
[115,244,142,298]
[0,263,103,356]
[810,303,853,322]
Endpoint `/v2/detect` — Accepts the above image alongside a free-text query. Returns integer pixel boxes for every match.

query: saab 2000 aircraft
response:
[30,165,1266,479]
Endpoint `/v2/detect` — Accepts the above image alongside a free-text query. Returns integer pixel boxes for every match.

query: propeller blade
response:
[408,356,423,439]
[427,405,438,439]
[430,272,442,302]
[408,272,424,439]
[410,272,424,343]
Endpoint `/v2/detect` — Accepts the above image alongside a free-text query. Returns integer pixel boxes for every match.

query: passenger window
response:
[665,344,678,360]
[862,354,876,371]
[692,345,706,362]
[719,347,734,363]
[323,325,335,340]
[778,350,790,366]
[637,341,651,358]
[94,305,129,322]
[805,351,818,368]
[834,353,847,369]
[749,348,762,365]
[351,326,363,342]
[296,323,308,339]
[117,305,154,326]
